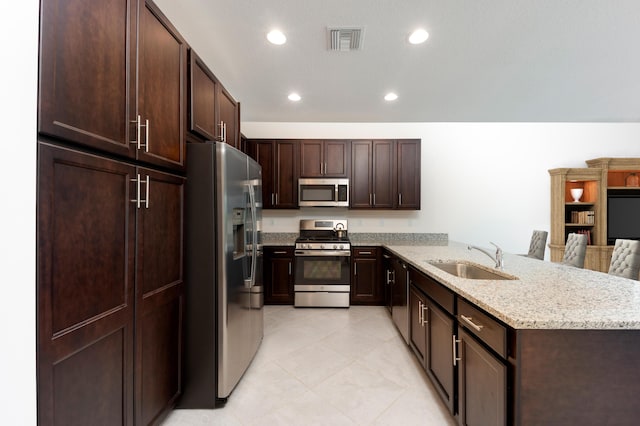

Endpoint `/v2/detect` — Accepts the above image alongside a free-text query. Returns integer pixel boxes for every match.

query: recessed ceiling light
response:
[288,93,301,101]
[384,92,398,101]
[267,30,287,45]
[408,29,429,44]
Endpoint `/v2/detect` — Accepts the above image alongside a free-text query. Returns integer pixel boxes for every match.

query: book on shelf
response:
[570,210,595,225]
[573,229,592,245]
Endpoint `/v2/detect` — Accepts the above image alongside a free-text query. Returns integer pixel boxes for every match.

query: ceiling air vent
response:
[328,27,364,51]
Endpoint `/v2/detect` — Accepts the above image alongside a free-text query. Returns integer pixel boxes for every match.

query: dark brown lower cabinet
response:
[37,142,184,425]
[457,328,506,426]
[409,284,455,414]
[351,247,383,305]
[264,247,294,304]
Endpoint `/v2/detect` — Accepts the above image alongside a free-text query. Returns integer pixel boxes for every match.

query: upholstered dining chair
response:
[526,230,548,260]
[561,233,587,268]
[608,239,640,280]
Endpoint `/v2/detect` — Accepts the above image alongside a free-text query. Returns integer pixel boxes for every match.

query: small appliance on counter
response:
[294,219,351,307]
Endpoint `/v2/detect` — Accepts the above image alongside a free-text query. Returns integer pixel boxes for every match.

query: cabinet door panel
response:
[39,0,135,158]
[189,50,217,141]
[458,329,507,426]
[253,141,275,208]
[267,257,294,303]
[138,1,186,170]
[372,140,394,208]
[135,168,185,424]
[409,287,426,363]
[300,140,324,177]
[426,301,455,413]
[351,141,373,208]
[219,86,239,149]
[37,142,135,425]
[275,141,299,208]
[325,140,350,177]
[397,140,420,209]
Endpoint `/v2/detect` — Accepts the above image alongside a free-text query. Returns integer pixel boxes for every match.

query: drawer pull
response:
[460,315,484,332]
[273,251,287,254]
[359,251,372,255]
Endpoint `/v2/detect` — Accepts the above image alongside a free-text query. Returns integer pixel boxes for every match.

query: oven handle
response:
[294,250,351,257]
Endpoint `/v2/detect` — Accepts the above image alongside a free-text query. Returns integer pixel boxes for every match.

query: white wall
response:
[243,122,640,255]
[0,0,39,424]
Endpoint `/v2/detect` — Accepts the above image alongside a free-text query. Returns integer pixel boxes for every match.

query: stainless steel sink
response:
[428,261,517,280]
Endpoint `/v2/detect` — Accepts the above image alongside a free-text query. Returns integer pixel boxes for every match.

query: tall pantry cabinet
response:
[37,1,185,425]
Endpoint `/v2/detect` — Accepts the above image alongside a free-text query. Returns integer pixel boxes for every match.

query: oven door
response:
[294,250,351,292]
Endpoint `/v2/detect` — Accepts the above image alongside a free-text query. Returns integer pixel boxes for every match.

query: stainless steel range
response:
[294,219,351,307]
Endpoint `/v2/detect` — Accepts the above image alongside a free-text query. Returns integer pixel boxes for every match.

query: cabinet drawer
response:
[353,247,378,257]
[409,268,455,315]
[265,247,294,257]
[457,299,507,358]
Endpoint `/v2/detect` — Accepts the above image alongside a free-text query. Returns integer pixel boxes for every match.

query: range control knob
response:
[333,244,338,249]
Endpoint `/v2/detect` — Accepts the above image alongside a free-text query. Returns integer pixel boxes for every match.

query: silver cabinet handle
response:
[130,173,141,208]
[383,254,391,259]
[271,193,275,205]
[288,261,292,275]
[130,174,150,209]
[144,118,149,152]
[218,121,225,142]
[460,315,484,332]
[324,162,327,175]
[354,263,357,276]
[453,335,461,366]
[275,193,279,205]
[130,115,141,150]
[421,303,429,326]
[373,193,376,205]
[399,193,402,206]
[273,251,287,254]
[369,193,372,205]
[359,251,372,255]
[144,174,149,208]
[130,115,148,152]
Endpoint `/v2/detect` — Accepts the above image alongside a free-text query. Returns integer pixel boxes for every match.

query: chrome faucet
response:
[468,242,504,270]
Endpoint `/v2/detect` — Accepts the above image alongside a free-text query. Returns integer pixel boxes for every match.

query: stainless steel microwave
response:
[298,178,349,207]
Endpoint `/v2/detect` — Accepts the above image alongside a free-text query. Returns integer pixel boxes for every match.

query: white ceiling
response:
[155,0,640,122]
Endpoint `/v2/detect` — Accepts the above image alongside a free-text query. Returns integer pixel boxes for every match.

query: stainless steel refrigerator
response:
[180,142,263,407]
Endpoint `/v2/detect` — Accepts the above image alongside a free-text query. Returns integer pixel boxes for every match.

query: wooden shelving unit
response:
[549,158,640,272]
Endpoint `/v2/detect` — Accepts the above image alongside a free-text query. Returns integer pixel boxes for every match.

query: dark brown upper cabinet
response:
[39,0,187,172]
[247,139,299,209]
[299,140,350,177]
[188,49,241,149]
[351,139,420,210]
[351,140,394,209]
[396,139,421,209]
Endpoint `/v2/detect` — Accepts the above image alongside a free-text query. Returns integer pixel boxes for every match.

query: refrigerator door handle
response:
[247,183,258,288]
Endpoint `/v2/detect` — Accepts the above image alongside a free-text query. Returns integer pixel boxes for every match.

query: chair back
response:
[561,233,587,268]
[527,230,548,260]
[608,239,640,280]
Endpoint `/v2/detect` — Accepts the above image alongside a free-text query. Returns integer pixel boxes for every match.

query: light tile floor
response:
[162,306,456,425]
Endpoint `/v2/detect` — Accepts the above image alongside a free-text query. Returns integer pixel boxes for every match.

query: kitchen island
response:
[384,241,640,426]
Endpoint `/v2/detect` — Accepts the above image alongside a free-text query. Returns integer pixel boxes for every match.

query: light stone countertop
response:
[386,241,640,330]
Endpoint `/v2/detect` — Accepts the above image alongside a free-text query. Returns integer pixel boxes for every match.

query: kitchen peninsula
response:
[390,241,640,425]
[265,234,640,425]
